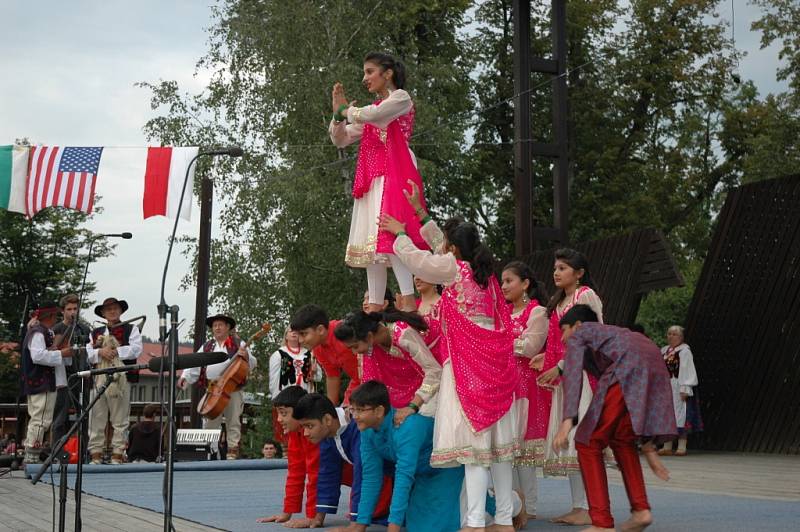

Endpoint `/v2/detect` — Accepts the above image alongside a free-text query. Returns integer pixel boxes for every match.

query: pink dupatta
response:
[441,263,518,433]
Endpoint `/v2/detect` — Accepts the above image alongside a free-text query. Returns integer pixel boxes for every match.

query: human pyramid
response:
[255,52,678,532]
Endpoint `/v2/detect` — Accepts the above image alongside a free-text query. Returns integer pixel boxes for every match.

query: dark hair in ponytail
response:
[334,309,428,343]
[503,260,548,305]
[444,219,495,289]
[364,51,406,90]
[547,248,598,315]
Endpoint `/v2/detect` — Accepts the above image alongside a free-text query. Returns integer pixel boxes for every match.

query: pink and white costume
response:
[361,321,442,416]
[392,226,519,528]
[329,89,430,304]
[509,299,548,517]
[538,286,603,512]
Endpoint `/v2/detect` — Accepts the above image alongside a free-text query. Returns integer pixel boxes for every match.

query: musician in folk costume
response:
[21,302,74,464]
[51,293,91,445]
[179,313,257,459]
[86,297,143,465]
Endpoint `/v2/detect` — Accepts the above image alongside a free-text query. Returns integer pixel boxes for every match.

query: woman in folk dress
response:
[659,325,703,457]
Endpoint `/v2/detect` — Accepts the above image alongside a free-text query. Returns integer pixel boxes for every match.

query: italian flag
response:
[0,145,29,214]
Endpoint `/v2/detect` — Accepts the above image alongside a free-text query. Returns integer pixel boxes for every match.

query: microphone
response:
[73,352,230,378]
[101,232,133,239]
[200,146,244,157]
[147,351,230,372]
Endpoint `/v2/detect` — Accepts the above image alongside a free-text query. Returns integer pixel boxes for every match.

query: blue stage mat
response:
[40,467,800,531]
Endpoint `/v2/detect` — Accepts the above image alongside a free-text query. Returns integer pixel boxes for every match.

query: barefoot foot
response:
[561,509,592,526]
[620,509,652,532]
[580,527,614,532]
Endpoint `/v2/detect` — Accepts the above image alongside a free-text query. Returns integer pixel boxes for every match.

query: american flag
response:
[26,146,103,217]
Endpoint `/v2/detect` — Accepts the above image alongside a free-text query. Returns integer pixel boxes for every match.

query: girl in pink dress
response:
[329,52,429,313]
[536,248,603,526]
[381,211,519,532]
[501,261,548,526]
[333,309,442,424]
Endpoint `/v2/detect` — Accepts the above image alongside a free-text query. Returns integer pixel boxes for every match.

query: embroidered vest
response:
[21,325,56,395]
[92,323,137,382]
[277,348,312,389]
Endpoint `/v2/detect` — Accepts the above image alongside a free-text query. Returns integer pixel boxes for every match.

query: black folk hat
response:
[94,297,129,318]
[206,314,236,329]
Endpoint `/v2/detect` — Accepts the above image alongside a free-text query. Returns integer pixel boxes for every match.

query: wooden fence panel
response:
[685,175,800,454]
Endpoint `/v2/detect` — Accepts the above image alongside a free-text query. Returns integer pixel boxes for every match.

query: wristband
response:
[557,366,564,376]
[420,214,431,225]
[407,402,419,413]
[396,230,408,238]
[333,103,348,122]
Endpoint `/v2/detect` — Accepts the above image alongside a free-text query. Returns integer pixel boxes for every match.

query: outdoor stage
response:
[3,453,798,531]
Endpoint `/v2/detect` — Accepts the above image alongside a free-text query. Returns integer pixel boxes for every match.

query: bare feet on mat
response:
[619,509,653,532]
[643,448,671,481]
[551,508,591,525]
[580,527,614,532]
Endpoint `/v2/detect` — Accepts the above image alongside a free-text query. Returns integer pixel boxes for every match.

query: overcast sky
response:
[0,1,788,341]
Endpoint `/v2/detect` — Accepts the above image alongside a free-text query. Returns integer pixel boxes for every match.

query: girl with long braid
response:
[380,209,519,532]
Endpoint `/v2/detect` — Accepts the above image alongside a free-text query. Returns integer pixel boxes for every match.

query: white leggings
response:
[464,462,515,527]
[365,255,415,304]
[512,465,538,515]
[569,471,588,509]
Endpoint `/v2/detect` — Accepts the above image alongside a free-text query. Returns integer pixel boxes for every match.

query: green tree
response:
[141,0,473,456]
[0,207,113,401]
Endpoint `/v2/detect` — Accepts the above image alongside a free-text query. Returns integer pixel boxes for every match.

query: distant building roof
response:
[137,342,193,376]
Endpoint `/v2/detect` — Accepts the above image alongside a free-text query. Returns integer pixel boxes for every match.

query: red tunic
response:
[283,428,320,518]
[312,320,361,405]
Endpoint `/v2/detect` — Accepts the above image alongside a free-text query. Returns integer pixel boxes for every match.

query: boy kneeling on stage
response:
[552,305,675,532]
[258,386,324,528]
[293,393,394,529]
[348,380,462,532]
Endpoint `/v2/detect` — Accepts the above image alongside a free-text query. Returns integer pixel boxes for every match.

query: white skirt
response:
[670,377,687,427]
[345,176,389,267]
[543,372,593,476]
[431,360,519,467]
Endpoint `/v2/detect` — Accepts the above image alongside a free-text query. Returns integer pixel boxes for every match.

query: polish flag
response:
[142,147,198,221]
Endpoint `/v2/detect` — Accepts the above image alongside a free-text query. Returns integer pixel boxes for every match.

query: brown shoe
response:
[226,447,239,460]
[110,453,124,465]
[90,453,103,465]
[674,449,687,457]
[657,449,673,456]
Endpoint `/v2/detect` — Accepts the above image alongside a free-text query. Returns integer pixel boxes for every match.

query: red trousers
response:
[576,383,650,528]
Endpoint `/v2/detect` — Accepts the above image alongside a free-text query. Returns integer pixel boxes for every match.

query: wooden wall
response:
[685,175,800,454]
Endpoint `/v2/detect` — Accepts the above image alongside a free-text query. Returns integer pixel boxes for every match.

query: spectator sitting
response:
[127,404,163,463]
[262,439,283,459]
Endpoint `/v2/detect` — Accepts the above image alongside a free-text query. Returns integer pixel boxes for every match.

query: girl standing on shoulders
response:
[380,208,518,532]
[536,249,603,526]
[330,52,429,313]
[501,261,549,527]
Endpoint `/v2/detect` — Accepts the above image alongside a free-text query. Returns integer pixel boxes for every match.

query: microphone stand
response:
[30,373,115,532]
[71,231,131,531]
[158,150,202,532]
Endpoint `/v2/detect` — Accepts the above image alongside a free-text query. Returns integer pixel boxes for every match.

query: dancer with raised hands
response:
[330,52,429,313]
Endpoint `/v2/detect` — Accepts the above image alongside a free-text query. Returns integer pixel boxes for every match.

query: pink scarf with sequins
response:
[441,267,517,433]
[351,100,429,255]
